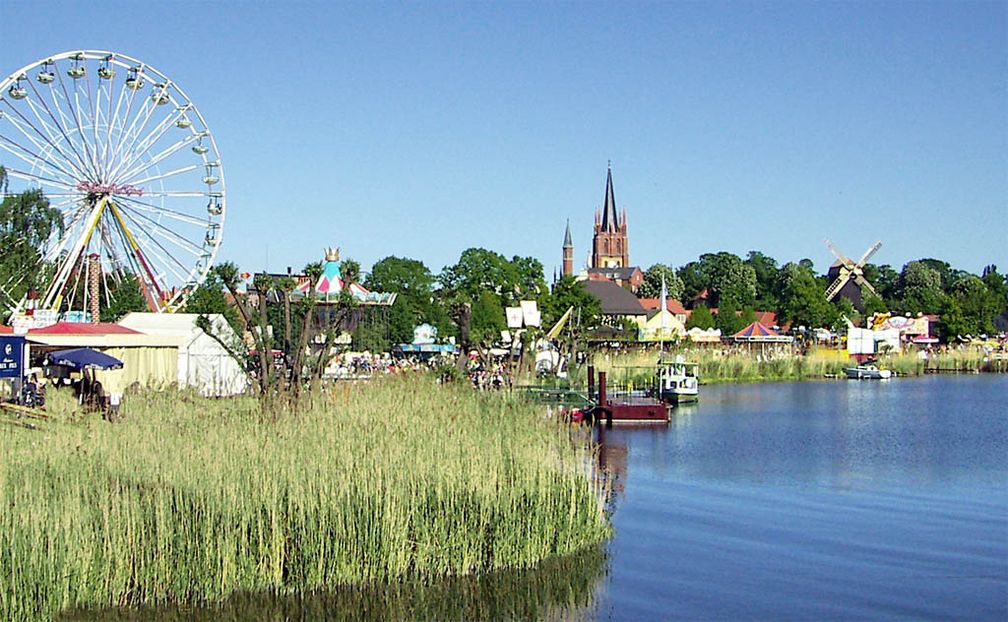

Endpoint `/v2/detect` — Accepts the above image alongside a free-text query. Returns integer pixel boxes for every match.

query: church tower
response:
[591,165,629,269]
[562,219,574,277]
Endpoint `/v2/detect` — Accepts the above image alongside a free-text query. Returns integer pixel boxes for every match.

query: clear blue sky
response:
[3,1,1005,279]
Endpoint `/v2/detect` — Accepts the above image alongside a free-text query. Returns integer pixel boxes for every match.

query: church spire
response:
[562,219,574,277]
[601,163,618,232]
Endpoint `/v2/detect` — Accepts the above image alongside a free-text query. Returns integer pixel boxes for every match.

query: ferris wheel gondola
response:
[0,50,226,316]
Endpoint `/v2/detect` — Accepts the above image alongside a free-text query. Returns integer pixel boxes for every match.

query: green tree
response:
[366,256,438,343]
[862,263,899,302]
[339,259,361,290]
[509,255,549,304]
[686,304,715,330]
[183,271,242,332]
[981,265,1008,311]
[439,248,515,303]
[470,289,506,344]
[677,261,706,302]
[832,297,857,325]
[100,274,149,321]
[686,252,757,308]
[745,250,780,310]
[438,248,547,352]
[367,256,435,299]
[896,261,946,314]
[739,306,757,327]
[715,297,743,334]
[638,263,684,300]
[938,298,970,340]
[0,166,64,307]
[916,258,967,290]
[543,276,601,329]
[861,293,889,318]
[949,275,999,335]
[777,262,833,328]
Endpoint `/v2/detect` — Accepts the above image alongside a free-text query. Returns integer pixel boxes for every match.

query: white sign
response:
[520,301,540,328]
[505,307,524,328]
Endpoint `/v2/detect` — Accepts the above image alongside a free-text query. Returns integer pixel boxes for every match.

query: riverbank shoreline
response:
[588,348,1006,387]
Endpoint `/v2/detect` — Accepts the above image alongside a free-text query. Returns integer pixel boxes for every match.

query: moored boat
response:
[843,364,892,380]
[655,356,700,404]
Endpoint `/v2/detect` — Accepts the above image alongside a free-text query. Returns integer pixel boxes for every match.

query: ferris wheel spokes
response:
[116,199,208,256]
[0,133,79,187]
[113,132,202,186]
[2,97,90,181]
[56,71,102,179]
[40,195,108,310]
[112,100,189,178]
[117,195,211,227]
[16,96,92,180]
[2,50,225,315]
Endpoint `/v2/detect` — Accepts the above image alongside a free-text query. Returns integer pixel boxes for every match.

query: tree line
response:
[638,251,1007,338]
[201,248,1004,350]
[1,167,1003,344]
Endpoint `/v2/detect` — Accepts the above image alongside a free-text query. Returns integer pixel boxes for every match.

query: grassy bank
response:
[0,376,609,621]
[588,348,997,386]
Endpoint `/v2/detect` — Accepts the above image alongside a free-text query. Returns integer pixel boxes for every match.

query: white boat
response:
[655,357,700,403]
[844,364,892,380]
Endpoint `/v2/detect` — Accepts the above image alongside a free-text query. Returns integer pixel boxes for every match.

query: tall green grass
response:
[586,347,999,385]
[0,376,609,620]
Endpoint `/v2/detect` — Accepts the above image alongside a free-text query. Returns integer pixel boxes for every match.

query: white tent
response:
[118,313,249,397]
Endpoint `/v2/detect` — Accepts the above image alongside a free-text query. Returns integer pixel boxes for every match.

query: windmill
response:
[824,239,881,310]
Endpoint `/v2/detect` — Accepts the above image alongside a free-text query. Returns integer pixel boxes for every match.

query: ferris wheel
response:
[0,50,225,315]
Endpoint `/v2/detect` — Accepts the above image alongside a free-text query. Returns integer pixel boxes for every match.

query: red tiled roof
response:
[0,325,12,334]
[28,322,141,335]
[639,297,687,315]
[754,311,778,327]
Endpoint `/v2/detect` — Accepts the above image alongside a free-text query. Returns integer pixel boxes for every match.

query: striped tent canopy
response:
[732,321,793,343]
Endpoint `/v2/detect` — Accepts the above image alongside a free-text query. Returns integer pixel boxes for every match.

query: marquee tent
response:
[118,313,249,397]
[687,327,722,343]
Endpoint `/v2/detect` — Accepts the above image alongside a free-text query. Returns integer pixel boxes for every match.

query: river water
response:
[589,374,1008,621]
[66,375,1006,621]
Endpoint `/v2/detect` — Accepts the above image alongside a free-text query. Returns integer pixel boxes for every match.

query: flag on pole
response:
[660,272,668,332]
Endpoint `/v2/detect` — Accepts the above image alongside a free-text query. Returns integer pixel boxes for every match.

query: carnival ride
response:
[0,50,225,317]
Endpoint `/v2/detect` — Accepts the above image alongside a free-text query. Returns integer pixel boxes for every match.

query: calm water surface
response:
[591,374,1007,621]
[69,375,1007,620]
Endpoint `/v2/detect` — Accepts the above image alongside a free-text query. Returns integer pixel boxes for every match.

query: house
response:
[586,266,644,292]
[639,297,689,326]
[640,307,687,341]
[583,280,647,329]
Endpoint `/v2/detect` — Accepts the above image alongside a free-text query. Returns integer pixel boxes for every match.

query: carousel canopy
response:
[293,249,396,306]
[732,321,793,342]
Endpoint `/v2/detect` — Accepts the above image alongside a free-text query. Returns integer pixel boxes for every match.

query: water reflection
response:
[61,547,607,621]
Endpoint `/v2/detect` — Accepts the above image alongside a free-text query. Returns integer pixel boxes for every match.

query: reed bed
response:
[587,347,998,385]
[0,376,609,621]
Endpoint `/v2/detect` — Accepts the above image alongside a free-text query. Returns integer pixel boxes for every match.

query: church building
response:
[562,165,643,292]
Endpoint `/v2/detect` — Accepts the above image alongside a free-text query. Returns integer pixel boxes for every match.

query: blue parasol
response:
[47,348,124,370]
